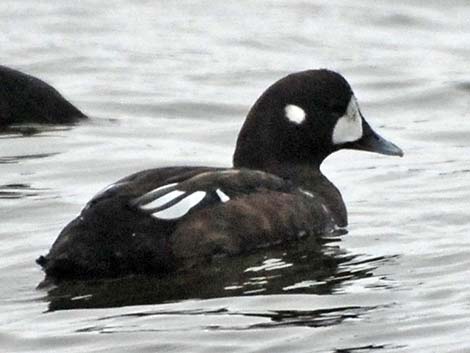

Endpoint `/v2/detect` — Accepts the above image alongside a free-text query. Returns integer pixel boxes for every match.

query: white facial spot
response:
[285,104,306,124]
[216,188,230,203]
[153,191,206,220]
[332,96,363,145]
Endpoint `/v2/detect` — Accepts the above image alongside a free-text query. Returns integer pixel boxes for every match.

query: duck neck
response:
[233,157,348,227]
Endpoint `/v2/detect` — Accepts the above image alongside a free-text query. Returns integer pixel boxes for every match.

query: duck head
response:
[233,69,403,170]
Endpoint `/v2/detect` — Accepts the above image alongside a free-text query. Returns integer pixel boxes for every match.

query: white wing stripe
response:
[133,183,178,206]
[139,189,185,210]
[134,182,231,220]
[216,188,230,202]
[153,191,207,220]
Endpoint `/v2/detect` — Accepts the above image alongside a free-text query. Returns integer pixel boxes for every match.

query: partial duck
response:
[37,69,403,283]
[0,65,86,128]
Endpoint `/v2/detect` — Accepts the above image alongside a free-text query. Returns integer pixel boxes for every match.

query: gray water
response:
[1,1,470,352]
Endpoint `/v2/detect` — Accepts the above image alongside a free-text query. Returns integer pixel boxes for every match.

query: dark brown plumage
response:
[0,65,86,127]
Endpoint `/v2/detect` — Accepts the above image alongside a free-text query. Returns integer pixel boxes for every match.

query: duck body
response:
[0,65,86,127]
[38,69,402,283]
[38,166,339,280]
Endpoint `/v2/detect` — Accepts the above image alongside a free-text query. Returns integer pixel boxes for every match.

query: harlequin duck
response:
[37,69,403,283]
[0,65,86,127]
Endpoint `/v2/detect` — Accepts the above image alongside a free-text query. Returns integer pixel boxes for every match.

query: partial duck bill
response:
[345,120,404,157]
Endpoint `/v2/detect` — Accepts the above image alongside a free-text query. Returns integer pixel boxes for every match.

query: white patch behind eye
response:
[332,96,363,145]
[285,104,306,124]
[153,191,206,220]
[216,188,230,202]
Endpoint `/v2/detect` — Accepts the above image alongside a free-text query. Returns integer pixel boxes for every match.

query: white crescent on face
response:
[332,96,363,145]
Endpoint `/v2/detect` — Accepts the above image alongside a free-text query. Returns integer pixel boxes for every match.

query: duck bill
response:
[346,120,404,157]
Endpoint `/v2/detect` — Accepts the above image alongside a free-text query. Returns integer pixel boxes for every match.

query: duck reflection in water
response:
[44,231,381,314]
